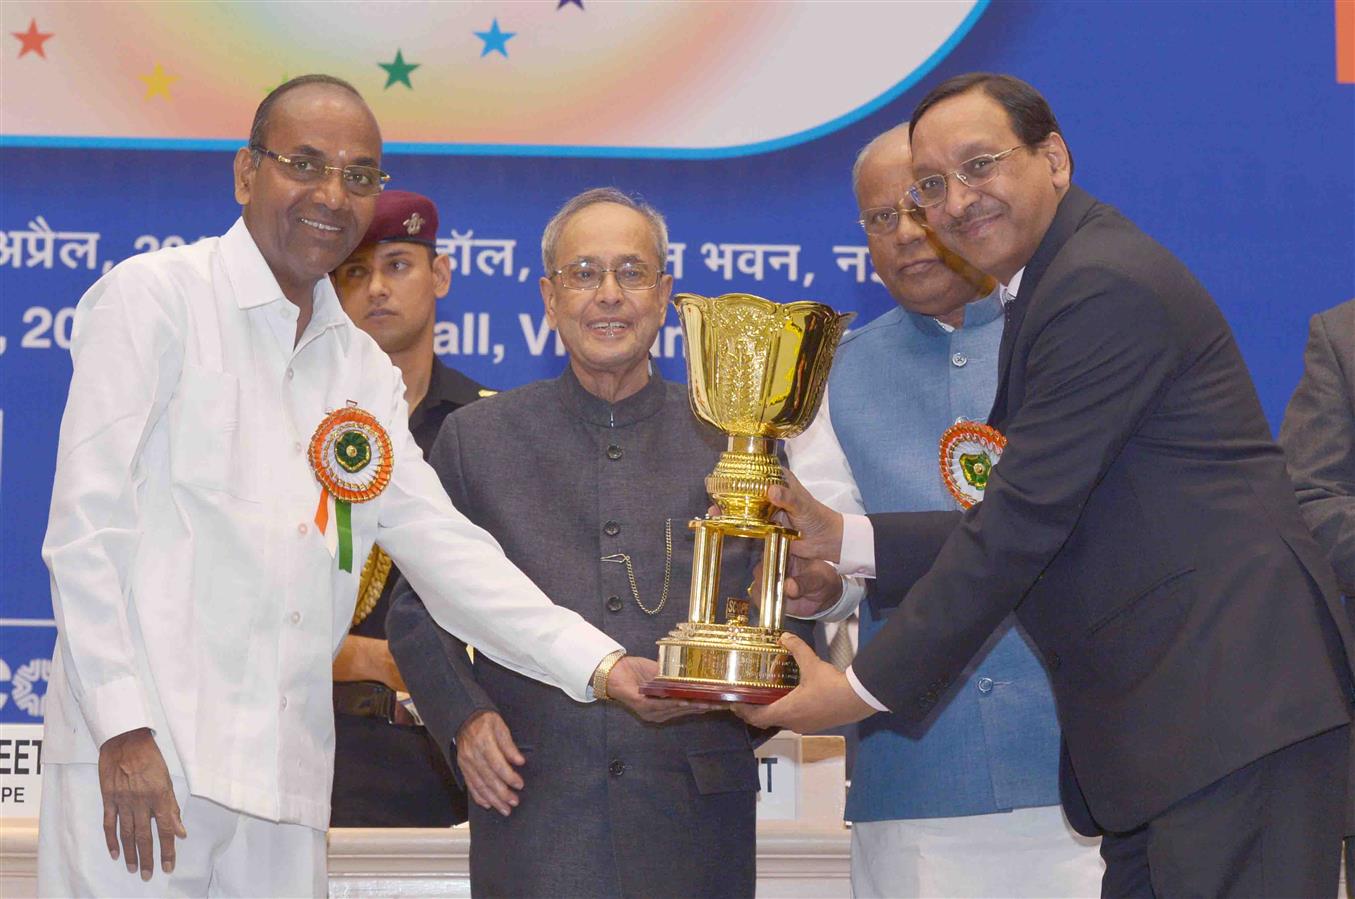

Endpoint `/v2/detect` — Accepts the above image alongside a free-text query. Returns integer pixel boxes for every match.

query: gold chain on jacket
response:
[600,519,673,616]
[352,544,393,627]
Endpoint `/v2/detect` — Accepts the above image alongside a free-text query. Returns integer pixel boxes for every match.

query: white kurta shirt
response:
[41,219,620,829]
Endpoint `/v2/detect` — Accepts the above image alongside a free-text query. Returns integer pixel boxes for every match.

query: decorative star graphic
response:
[139,63,178,100]
[378,49,420,89]
[474,19,516,58]
[12,19,54,58]
[557,0,585,8]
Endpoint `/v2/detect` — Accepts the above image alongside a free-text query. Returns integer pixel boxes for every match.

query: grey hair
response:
[850,122,911,198]
[540,187,669,274]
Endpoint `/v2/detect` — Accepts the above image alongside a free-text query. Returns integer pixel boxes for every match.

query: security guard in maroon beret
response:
[329,190,492,826]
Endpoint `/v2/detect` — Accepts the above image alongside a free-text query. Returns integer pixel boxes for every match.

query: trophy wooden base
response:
[640,678,791,705]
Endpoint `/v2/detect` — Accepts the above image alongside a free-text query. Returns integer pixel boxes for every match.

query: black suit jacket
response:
[1280,300,1355,596]
[1279,299,1355,831]
[854,185,1355,834]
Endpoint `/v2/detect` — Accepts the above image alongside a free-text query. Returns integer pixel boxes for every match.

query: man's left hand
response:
[732,633,876,732]
[607,655,724,723]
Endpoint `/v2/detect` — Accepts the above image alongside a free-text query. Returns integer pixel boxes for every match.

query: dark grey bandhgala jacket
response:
[388,366,784,899]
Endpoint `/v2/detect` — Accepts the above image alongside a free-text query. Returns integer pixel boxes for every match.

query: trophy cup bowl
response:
[640,293,854,704]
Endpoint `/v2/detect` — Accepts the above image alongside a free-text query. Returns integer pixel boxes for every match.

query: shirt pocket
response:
[168,364,252,499]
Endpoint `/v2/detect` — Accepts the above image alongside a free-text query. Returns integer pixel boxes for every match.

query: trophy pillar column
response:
[758,529,792,629]
[688,521,725,624]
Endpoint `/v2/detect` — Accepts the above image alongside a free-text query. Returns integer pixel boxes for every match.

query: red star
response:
[12,19,54,59]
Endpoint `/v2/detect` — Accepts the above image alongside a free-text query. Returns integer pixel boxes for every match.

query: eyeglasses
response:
[908,145,1025,208]
[553,260,663,291]
[858,201,924,236]
[250,145,391,197]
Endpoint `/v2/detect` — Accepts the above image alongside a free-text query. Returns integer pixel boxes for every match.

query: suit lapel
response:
[987,185,1099,429]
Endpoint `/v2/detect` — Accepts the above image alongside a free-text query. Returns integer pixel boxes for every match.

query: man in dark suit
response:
[328,190,489,826]
[386,188,779,897]
[739,73,1355,896]
[1279,298,1355,890]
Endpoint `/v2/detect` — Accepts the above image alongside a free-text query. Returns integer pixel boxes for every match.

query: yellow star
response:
[139,63,178,100]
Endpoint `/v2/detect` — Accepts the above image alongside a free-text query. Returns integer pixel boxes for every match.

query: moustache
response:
[944,203,1000,233]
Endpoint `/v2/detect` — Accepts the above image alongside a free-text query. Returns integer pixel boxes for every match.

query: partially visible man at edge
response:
[784,122,1101,897]
[38,76,659,897]
[386,187,787,898]
[739,73,1355,897]
[329,189,490,827]
[1278,298,1355,893]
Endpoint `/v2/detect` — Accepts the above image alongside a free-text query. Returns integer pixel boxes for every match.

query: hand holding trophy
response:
[640,293,852,705]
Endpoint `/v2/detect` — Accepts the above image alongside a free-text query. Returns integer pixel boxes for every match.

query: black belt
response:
[333,681,420,727]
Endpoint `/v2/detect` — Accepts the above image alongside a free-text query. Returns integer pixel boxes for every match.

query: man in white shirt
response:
[38,74,657,897]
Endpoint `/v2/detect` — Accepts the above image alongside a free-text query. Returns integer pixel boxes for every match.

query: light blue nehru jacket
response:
[831,293,1062,822]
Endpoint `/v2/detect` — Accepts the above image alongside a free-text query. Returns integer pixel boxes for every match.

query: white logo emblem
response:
[11,658,50,719]
[0,658,10,712]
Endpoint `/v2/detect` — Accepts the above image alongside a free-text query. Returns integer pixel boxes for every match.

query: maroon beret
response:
[358,190,439,248]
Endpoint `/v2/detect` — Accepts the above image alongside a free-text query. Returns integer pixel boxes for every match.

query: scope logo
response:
[0,656,50,719]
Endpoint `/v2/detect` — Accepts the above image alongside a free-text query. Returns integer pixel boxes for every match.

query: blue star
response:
[557,0,584,8]
[474,19,516,58]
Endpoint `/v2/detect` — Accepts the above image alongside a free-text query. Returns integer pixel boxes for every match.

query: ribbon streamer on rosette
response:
[308,402,394,571]
[939,420,1007,509]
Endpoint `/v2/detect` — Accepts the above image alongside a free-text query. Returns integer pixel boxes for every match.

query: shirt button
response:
[286,368,295,380]
[608,759,625,777]
[294,441,304,454]
[977,676,994,694]
[606,445,623,461]
[290,611,302,625]
[606,595,624,613]
[280,696,288,710]
[603,520,620,537]
[297,523,308,535]
[951,352,968,367]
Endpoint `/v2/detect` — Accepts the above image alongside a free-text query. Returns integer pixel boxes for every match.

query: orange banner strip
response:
[1339,0,1354,83]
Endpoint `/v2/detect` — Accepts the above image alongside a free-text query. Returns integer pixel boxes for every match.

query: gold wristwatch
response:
[591,649,627,702]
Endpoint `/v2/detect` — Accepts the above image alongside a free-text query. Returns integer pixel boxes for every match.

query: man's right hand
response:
[98,727,187,881]
[766,471,845,564]
[456,710,525,817]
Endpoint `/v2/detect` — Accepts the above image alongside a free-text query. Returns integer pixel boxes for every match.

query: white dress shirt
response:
[785,390,885,711]
[41,219,621,829]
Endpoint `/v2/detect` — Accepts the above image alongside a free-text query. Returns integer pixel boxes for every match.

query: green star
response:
[378,49,419,89]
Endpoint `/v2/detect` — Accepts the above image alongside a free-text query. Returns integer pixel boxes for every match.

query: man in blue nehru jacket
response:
[786,122,1101,897]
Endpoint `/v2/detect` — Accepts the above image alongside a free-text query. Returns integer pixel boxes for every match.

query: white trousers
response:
[37,762,326,898]
[851,805,1105,898]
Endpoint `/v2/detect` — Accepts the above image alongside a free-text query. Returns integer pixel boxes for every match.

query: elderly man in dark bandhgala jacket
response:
[388,188,789,898]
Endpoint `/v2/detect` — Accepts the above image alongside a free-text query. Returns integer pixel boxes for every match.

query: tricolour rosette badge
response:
[309,402,393,571]
[939,420,1006,508]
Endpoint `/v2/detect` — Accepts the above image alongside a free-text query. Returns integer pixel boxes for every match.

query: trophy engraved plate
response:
[641,293,853,704]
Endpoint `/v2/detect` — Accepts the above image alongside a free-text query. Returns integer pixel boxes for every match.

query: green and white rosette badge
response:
[939,420,1007,509]
[308,402,393,571]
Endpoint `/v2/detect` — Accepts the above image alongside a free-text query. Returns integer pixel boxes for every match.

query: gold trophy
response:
[641,293,853,704]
